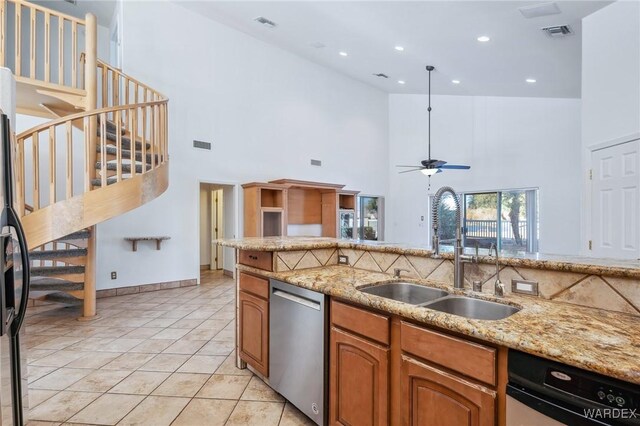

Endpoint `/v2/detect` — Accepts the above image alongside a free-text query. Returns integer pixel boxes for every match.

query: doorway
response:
[199,182,237,279]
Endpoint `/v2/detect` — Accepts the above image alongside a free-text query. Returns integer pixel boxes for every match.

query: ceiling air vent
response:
[373,73,389,79]
[254,16,277,29]
[541,25,573,38]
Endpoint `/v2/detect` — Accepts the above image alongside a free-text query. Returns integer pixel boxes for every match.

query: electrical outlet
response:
[338,255,349,265]
[511,279,538,296]
[111,271,117,280]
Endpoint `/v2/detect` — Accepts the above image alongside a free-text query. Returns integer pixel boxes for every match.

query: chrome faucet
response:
[489,243,505,297]
[431,186,477,289]
[393,268,410,278]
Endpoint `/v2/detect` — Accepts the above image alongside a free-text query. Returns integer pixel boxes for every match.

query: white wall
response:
[94,1,389,289]
[387,94,582,255]
[582,1,640,148]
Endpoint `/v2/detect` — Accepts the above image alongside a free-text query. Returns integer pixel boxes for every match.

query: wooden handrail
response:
[1,0,90,90]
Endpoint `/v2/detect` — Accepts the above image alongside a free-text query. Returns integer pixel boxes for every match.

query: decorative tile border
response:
[27,278,198,307]
[336,249,640,315]
[274,249,338,272]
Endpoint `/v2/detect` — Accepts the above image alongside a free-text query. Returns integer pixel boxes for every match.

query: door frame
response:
[197,180,240,281]
[584,132,640,257]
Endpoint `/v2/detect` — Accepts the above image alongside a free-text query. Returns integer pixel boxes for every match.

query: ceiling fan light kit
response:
[396,65,471,185]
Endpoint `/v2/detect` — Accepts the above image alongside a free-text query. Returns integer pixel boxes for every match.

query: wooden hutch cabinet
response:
[243,179,359,238]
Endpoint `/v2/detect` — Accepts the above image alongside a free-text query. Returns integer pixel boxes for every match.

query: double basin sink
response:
[360,282,520,320]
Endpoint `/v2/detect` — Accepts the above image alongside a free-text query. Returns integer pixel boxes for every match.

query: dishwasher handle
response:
[272,289,321,311]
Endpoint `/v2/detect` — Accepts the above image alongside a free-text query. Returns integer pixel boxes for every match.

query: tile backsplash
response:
[274,248,640,315]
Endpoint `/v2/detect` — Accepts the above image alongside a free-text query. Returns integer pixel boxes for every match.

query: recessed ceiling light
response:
[395,46,404,52]
[339,51,348,57]
[526,78,537,83]
[398,80,406,85]
[477,36,491,42]
[452,80,461,84]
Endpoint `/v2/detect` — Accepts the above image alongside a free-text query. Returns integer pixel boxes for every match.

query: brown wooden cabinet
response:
[328,300,502,426]
[401,355,496,426]
[330,327,390,426]
[238,272,270,377]
[330,300,390,426]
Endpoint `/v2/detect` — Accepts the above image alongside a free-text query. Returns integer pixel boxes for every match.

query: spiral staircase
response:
[1,0,169,318]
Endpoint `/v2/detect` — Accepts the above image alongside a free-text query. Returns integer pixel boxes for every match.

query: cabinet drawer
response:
[400,321,496,386]
[239,272,269,299]
[331,300,390,346]
[239,250,273,271]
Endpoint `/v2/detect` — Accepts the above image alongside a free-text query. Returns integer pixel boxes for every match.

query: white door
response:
[591,140,640,259]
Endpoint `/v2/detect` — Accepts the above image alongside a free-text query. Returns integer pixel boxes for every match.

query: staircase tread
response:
[31,265,85,276]
[96,162,151,173]
[57,229,90,241]
[98,130,151,149]
[41,292,83,305]
[30,277,84,291]
[97,145,159,163]
[29,248,88,259]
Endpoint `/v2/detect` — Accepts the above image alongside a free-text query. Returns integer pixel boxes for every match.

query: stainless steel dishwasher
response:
[269,279,328,426]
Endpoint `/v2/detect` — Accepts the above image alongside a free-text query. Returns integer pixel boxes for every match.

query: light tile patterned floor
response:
[24,271,314,426]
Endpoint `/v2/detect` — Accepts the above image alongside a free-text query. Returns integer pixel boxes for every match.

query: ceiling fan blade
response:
[439,164,471,170]
[399,168,424,174]
[421,159,445,167]
[396,165,422,168]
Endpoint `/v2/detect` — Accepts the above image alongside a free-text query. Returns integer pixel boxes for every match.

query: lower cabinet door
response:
[401,355,495,426]
[330,327,389,426]
[238,290,268,376]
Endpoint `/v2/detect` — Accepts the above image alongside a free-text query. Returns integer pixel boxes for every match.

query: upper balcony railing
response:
[0,0,94,92]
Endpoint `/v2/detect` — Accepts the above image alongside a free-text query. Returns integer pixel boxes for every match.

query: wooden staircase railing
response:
[3,0,169,318]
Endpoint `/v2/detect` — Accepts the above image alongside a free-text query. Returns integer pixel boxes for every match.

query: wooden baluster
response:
[44,10,50,82]
[100,113,106,187]
[16,136,25,216]
[66,120,73,198]
[32,132,40,210]
[141,105,147,173]
[49,125,55,205]
[71,21,77,87]
[83,115,90,191]
[58,17,64,85]
[149,105,155,169]
[132,106,138,173]
[115,109,122,182]
[85,13,97,109]
[112,69,118,108]
[0,0,6,67]
[14,2,20,76]
[129,107,135,177]
[101,65,107,108]
[29,6,35,79]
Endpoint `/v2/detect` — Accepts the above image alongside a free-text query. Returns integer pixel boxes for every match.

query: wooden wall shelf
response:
[124,236,171,251]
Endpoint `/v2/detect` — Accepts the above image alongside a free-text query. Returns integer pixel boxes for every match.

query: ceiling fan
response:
[396,65,471,178]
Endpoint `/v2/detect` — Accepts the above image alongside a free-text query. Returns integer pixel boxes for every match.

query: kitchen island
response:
[220,237,640,425]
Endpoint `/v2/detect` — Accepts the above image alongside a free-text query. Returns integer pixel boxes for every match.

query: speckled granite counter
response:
[219,237,640,279]
[237,263,640,385]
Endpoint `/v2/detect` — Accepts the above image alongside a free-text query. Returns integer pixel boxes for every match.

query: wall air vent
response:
[541,25,573,38]
[193,140,211,150]
[63,0,77,4]
[310,159,322,166]
[254,16,277,29]
[373,73,389,79]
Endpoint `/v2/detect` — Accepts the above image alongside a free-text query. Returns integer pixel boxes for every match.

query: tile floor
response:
[24,271,314,426]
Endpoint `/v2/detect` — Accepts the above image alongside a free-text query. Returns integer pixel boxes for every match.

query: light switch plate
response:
[511,279,538,296]
[338,255,349,265]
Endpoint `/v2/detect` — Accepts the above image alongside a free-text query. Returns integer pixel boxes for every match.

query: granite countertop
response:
[220,237,640,279]
[237,264,640,385]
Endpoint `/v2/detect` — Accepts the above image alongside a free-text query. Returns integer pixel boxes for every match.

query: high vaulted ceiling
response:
[178,1,611,98]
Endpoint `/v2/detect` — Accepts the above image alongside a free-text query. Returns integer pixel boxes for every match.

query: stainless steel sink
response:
[360,282,449,305]
[423,296,520,320]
